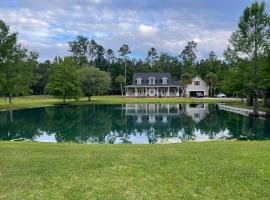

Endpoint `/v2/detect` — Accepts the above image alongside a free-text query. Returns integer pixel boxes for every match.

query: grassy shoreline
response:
[0,141,269,199]
[0,95,239,111]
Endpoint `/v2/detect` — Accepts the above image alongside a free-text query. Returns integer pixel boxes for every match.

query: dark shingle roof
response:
[132,72,173,85]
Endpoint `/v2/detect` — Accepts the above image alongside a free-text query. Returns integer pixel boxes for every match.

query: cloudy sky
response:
[0,0,269,61]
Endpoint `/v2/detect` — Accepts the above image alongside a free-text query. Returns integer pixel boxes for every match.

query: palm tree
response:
[181,73,193,97]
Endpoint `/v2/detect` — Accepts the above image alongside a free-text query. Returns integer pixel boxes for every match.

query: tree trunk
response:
[8,93,13,105]
[124,62,127,86]
[263,90,270,107]
[88,95,91,101]
[120,85,123,96]
[252,89,259,116]
[63,97,66,104]
[246,94,254,106]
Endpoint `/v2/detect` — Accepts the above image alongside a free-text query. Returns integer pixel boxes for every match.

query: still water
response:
[0,104,269,144]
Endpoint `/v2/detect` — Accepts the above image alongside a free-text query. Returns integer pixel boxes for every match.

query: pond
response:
[0,104,269,144]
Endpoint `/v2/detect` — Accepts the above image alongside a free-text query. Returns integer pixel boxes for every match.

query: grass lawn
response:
[0,141,269,199]
[0,95,239,110]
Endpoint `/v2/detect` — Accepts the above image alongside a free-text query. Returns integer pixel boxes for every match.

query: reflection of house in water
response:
[125,104,184,126]
[185,104,209,123]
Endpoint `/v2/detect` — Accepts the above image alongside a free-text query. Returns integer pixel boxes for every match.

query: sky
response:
[0,0,269,61]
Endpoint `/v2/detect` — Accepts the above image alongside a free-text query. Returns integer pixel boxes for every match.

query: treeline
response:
[0,1,269,114]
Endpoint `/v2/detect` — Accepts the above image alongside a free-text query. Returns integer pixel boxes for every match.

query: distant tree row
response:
[0,1,269,114]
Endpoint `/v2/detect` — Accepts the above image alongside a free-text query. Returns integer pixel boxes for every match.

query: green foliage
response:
[79,66,111,100]
[45,57,81,102]
[224,1,270,112]
[0,20,38,104]
[205,72,218,96]
[115,75,125,95]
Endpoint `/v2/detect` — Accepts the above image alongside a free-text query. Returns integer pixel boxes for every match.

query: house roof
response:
[133,73,171,81]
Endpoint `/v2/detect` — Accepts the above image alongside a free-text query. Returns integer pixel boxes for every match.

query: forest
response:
[0,2,269,115]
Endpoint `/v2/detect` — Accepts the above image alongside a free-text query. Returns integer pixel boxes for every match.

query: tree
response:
[0,20,38,105]
[205,72,217,97]
[88,39,98,66]
[106,49,115,72]
[68,35,89,65]
[115,75,125,96]
[32,60,52,95]
[45,57,81,103]
[225,2,270,115]
[79,66,111,101]
[180,41,197,68]
[118,44,131,86]
[146,47,158,67]
[181,73,193,97]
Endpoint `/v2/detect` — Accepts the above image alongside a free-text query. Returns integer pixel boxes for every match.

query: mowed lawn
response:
[0,95,238,110]
[0,142,269,200]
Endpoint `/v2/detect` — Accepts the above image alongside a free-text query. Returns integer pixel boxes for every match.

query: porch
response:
[125,86,182,97]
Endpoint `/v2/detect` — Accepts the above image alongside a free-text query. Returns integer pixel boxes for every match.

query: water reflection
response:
[0,104,269,144]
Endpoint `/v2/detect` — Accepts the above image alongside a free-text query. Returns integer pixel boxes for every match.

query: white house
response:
[125,73,208,97]
[185,76,209,97]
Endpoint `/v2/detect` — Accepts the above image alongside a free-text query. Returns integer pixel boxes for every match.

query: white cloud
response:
[0,0,240,60]
[138,24,158,36]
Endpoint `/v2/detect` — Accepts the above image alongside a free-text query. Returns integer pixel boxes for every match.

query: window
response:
[194,113,200,118]
[162,77,168,84]
[148,77,155,84]
[194,81,200,86]
[136,78,142,85]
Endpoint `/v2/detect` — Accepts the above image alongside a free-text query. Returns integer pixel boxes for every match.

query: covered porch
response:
[125,86,183,97]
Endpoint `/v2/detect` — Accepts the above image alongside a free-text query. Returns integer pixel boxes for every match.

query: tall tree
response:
[225,2,270,115]
[45,57,81,103]
[68,35,89,65]
[205,72,218,97]
[115,75,125,96]
[106,49,115,72]
[180,73,193,97]
[88,39,98,66]
[0,20,38,105]
[118,44,131,86]
[180,41,197,64]
[146,47,158,67]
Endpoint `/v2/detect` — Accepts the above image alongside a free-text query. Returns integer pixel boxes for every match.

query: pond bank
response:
[218,103,266,116]
[0,95,239,111]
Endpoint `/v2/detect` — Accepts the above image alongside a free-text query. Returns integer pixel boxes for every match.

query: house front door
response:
[149,89,156,97]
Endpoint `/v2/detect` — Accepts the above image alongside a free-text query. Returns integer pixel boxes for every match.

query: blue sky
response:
[0,0,269,61]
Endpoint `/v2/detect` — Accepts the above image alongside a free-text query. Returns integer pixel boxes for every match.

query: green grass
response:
[0,95,239,110]
[0,141,269,199]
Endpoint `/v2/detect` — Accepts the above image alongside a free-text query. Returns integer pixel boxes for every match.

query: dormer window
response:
[148,77,156,84]
[162,77,168,84]
[136,78,142,85]
[194,81,200,86]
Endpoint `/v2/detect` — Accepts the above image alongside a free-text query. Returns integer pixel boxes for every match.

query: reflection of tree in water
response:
[44,105,112,143]
[0,104,269,143]
[0,109,44,140]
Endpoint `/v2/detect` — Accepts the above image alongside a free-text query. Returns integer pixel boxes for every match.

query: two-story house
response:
[125,73,181,97]
[125,73,209,97]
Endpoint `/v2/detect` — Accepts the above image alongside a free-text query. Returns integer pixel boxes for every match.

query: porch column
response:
[156,87,159,97]
[167,87,170,96]
[177,87,180,97]
[135,87,138,96]
[145,87,147,97]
